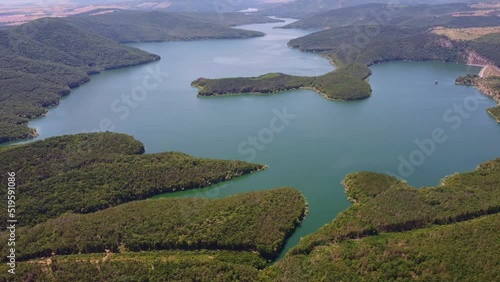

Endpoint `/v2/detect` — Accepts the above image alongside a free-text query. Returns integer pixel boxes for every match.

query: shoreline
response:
[0,56,160,145]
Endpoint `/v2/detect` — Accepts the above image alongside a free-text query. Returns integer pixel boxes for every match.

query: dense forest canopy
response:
[0,132,265,227]
[0,187,306,261]
[284,3,500,29]
[266,159,500,280]
[1,156,499,281]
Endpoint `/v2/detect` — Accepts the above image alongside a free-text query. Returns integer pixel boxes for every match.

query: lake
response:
[26,18,500,258]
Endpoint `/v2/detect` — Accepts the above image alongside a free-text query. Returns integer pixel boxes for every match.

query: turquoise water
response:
[24,19,500,258]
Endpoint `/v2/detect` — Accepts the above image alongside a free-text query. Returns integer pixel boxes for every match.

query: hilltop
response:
[66,10,275,43]
[260,0,478,19]
[283,3,499,29]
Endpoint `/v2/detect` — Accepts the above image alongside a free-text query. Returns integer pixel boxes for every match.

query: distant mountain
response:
[260,0,475,18]
[66,10,275,43]
[72,0,271,12]
[283,3,500,29]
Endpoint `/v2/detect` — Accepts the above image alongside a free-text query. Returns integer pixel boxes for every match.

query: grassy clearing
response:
[431,26,500,41]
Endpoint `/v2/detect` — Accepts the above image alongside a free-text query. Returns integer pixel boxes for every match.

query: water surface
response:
[25,19,500,258]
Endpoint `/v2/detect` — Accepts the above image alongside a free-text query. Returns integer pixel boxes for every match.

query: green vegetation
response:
[290,159,500,255]
[0,250,266,282]
[0,17,160,143]
[0,187,306,261]
[456,74,500,122]
[266,214,500,281]
[192,64,372,101]
[260,0,475,19]
[288,26,467,66]
[67,10,268,43]
[284,3,499,29]
[470,33,500,69]
[193,73,311,96]
[3,158,498,281]
[489,106,500,122]
[285,4,500,65]
[0,132,265,227]
[261,158,500,281]
[455,74,481,86]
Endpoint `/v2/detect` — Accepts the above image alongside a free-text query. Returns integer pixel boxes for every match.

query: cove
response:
[24,19,500,258]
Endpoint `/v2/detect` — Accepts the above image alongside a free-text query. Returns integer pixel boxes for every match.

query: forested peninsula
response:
[266,158,500,280]
[191,4,500,112]
[0,132,266,228]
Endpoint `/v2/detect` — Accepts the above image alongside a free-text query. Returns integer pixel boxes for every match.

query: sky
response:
[0,0,293,4]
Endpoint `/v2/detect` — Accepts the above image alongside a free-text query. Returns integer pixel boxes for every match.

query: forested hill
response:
[287,26,468,66]
[266,159,500,281]
[0,17,160,144]
[0,132,266,228]
[260,0,474,19]
[284,3,500,29]
[66,10,273,43]
[0,11,277,144]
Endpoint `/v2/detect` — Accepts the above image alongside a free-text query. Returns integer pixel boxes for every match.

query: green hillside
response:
[260,0,475,19]
[290,159,500,255]
[284,3,499,29]
[192,64,372,101]
[267,214,500,281]
[288,26,467,65]
[0,11,277,144]
[0,18,160,144]
[0,132,265,227]
[0,187,306,261]
[264,158,500,281]
[2,157,499,281]
[0,251,266,282]
[66,10,268,43]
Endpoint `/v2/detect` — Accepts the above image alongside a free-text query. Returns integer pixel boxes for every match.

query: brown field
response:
[452,9,498,17]
[431,26,500,41]
[470,3,500,10]
[0,4,125,26]
[0,1,175,27]
[453,3,500,17]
